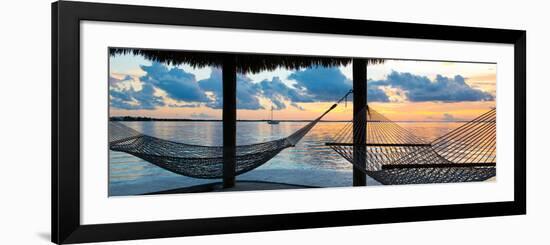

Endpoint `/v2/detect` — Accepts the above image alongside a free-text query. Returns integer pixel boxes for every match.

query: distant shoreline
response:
[110,116,473,123]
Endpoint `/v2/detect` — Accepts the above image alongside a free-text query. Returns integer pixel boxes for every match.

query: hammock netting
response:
[326,106,496,185]
[109,102,339,179]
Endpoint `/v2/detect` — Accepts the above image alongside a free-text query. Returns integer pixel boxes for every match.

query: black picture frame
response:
[52,1,526,244]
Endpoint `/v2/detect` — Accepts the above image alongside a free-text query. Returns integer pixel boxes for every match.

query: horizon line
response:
[109,116,475,123]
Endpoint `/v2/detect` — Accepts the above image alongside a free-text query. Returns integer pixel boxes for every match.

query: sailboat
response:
[267,106,279,125]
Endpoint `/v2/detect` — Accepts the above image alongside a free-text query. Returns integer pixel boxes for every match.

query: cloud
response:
[109,75,124,86]
[109,78,165,110]
[367,85,391,102]
[112,63,264,111]
[442,113,458,121]
[118,63,499,112]
[237,75,264,110]
[289,66,351,101]
[168,104,200,108]
[202,67,389,110]
[197,69,223,109]
[259,76,313,110]
[110,62,213,110]
[190,112,215,119]
[369,71,494,102]
[198,68,263,110]
[290,102,305,111]
[139,62,209,103]
[288,66,389,103]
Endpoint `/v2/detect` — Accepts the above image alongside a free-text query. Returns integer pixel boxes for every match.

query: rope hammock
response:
[109,90,352,179]
[326,106,496,185]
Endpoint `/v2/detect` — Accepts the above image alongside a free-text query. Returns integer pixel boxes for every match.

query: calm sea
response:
[109,121,462,196]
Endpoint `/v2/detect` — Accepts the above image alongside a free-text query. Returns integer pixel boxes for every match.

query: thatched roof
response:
[110,48,384,74]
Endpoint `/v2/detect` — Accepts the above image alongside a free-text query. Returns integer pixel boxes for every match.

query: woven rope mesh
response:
[326,106,496,185]
[109,102,340,179]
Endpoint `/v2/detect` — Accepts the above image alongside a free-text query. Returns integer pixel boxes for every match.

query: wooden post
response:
[222,54,237,188]
[352,58,367,186]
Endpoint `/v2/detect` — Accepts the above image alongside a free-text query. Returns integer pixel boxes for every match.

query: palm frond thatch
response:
[110,48,384,74]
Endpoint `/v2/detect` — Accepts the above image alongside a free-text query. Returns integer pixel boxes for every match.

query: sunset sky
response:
[109,52,496,121]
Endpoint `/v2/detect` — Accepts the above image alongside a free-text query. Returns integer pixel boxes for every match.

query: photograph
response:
[108,47,496,196]
[43,1,531,244]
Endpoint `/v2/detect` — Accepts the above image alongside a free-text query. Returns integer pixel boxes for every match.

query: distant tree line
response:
[109,116,469,123]
[109,116,221,121]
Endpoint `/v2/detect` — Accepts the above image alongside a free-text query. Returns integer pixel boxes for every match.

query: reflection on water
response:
[121,121,223,145]
[237,122,352,171]
[399,122,462,142]
[109,121,462,196]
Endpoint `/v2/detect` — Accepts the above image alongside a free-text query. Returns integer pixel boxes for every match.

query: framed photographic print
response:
[52,1,526,244]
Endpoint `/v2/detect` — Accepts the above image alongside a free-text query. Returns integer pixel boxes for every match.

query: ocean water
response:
[109,121,462,196]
